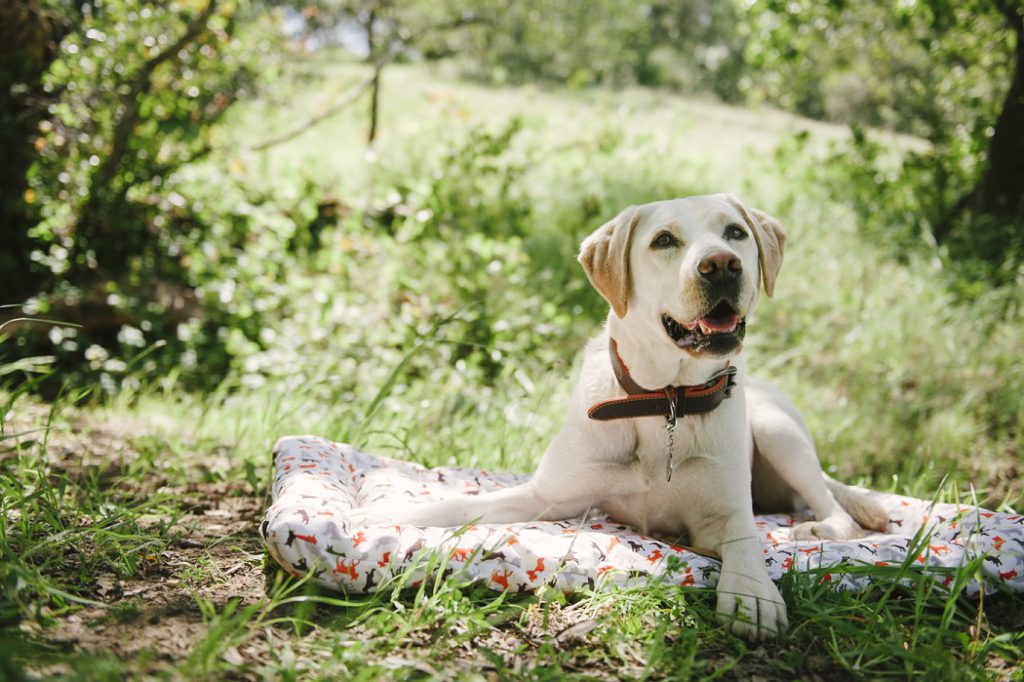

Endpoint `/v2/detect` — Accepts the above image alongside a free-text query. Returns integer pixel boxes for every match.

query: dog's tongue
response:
[697,313,740,334]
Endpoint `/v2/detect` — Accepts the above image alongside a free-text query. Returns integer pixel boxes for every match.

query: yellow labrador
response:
[357,194,886,640]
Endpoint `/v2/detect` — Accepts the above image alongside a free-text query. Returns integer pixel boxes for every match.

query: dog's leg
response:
[353,427,648,527]
[824,475,888,533]
[748,384,884,539]
[353,465,638,527]
[353,481,577,528]
[752,420,859,540]
[684,459,788,641]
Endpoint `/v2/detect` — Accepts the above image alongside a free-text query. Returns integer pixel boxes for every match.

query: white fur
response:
[354,194,886,641]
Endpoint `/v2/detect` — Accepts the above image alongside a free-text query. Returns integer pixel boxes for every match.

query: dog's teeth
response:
[683,321,698,331]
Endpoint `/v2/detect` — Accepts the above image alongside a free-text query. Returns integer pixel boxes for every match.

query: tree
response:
[295,0,490,143]
[0,1,62,303]
[27,0,272,288]
[745,0,1023,249]
[963,0,1024,223]
[2,0,279,383]
[453,0,745,97]
[70,0,223,277]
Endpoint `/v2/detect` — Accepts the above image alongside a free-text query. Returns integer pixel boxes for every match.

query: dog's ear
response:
[578,205,641,318]
[725,195,786,297]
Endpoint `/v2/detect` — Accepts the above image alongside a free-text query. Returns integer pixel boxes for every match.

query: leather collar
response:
[587,338,737,421]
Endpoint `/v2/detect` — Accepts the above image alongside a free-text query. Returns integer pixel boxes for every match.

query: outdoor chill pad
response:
[261,435,1024,595]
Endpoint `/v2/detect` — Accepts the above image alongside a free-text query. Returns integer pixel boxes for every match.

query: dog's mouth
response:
[662,300,746,354]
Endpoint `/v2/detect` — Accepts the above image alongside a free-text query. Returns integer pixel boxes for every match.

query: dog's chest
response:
[632,411,723,474]
[602,409,744,535]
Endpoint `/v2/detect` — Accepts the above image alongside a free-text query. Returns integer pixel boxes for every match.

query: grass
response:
[2,57,1023,678]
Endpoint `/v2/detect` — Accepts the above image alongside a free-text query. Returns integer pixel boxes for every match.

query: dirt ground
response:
[10,408,655,679]
[1,406,260,676]
[26,492,268,675]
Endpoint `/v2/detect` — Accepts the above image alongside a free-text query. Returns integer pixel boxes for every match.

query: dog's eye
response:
[650,232,678,249]
[724,224,748,241]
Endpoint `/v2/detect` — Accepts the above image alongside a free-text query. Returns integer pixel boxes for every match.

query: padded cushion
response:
[261,435,1024,595]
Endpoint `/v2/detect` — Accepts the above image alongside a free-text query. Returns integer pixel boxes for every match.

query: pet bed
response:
[261,436,1023,595]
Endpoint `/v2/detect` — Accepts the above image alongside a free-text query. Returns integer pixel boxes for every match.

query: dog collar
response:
[587,338,737,422]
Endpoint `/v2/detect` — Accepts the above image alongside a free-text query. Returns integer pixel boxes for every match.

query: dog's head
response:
[578,194,785,358]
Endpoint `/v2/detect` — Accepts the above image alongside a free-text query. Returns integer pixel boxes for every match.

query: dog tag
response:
[664,387,677,481]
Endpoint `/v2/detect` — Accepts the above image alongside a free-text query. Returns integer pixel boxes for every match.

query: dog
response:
[355,194,887,640]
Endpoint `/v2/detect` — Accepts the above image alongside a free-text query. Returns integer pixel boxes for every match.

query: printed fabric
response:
[261,436,1024,595]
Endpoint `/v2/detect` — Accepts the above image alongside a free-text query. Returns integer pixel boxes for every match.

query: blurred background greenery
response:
[1,0,1022,503]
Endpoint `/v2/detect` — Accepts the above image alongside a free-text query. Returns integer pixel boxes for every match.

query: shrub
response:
[9,0,280,389]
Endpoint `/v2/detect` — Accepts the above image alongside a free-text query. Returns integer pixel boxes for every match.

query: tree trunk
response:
[0,1,60,303]
[366,8,380,145]
[970,3,1024,218]
[368,66,381,144]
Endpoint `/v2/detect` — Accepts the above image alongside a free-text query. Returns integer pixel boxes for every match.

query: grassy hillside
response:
[203,59,1021,507]
[2,60,1022,678]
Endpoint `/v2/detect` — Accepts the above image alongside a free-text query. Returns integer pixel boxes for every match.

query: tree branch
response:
[88,0,219,197]
[397,14,491,50]
[249,73,378,152]
[252,9,493,152]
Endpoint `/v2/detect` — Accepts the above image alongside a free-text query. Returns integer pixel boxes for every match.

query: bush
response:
[785,124,1024,293]
[7,0,281,390]
[455,0,746,99]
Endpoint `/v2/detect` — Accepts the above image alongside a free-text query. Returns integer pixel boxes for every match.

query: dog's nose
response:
[698,250,742,282]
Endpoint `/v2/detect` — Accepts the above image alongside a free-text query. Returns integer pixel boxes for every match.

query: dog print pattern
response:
[261,436,1024,595]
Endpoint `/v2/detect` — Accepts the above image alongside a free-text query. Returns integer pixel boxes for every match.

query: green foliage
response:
[31,0,274,276]
[13,0,281,388]
[744,0,1024,277]
[775,124,1024,291]
[455,0,746,97]
[744,0,1013,139]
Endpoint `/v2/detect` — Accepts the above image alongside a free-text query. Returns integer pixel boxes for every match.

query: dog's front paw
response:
[716,571,788,641]
[789,520,842,541]
[789,514,862,541]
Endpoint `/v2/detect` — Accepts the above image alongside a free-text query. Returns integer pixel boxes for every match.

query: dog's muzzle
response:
[662,299,746,356]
